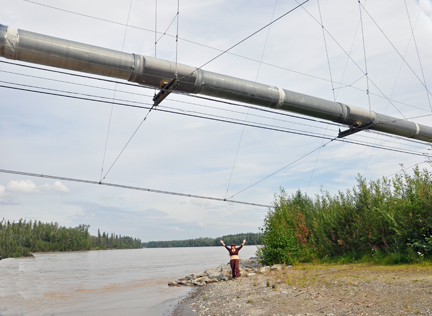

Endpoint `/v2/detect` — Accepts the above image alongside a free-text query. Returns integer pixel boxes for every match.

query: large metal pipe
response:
[1,24,432,143]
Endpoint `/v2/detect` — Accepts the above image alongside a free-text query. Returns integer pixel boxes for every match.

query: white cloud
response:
[7,180,38,193]
[6,180,69,194]
[45,181,70,193]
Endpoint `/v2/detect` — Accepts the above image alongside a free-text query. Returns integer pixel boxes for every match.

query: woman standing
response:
[220,239,246,279]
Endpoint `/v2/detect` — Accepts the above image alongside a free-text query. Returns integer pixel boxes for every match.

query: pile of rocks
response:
[168,258,285,287]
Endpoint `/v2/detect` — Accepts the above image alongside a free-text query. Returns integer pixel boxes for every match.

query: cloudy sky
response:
[1,0,432,242]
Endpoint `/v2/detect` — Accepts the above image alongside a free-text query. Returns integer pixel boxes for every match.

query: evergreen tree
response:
[0,220,142,259]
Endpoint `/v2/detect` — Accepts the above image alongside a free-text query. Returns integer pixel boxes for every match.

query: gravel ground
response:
[173,264,432,316]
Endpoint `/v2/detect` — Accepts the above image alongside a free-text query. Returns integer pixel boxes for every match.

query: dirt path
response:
[180,263,432,316]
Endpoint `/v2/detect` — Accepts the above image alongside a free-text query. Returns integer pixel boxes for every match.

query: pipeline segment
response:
[1,24,431,142]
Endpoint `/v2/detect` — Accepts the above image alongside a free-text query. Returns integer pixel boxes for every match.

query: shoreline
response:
[171,285,209,316]
[170,263,432,316]
[169,258,262,316]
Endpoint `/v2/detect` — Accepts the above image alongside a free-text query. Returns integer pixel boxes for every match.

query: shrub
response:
[258,166,432,265]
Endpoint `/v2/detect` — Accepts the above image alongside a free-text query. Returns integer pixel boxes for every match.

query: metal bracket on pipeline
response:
[153,76,179,107]
[338,121,375,138]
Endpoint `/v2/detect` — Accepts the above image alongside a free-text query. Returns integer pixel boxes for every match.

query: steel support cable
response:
[0,64,349,128]
[229,134,432,199]
[100,104,155,181]
[306,122,331,193]
[338,138,430,157]
[103,0,180,182]
[2,54,382,130]
[176,0,310,84]
[1,62,430,143]
[1,50,401,121]
[22,0,431,111]
[0,80,337,142]
[373,113,432,127]
[2,77,431,151]
[3,76,335,184]
[186,83,432,133]
[358,0,372,118]
[363,10,422,176]
[358,2,432,103]
[0,28,372,126]
[3,7,167,184]
[155,10,178,46]
[386,159,430,178]
[334,1,366,101]
[2,81,431,153]
[0,83,342,138]
[0,78,344,140]
[100,0,134,182]
[0,169,271,208]
[317,0,336,102]
[0,59,331,119]
[0,77,337,136]
[305,137,325,194]
[23,0,338,86]
[3,77,428,151]
[2,58,430,115]
[403,0,432,112]
[295,1,407,119]
[185,93,342,125]
[1,69,343,133]
[306,0,334,193]
[2,84,430,157]
[0,59,197,94]
[336,74,367,92]
[2,83,431,199]
[224,112,248,199]
[367,129,430,148]
[175,0,180,76]
[224,0,279,200]
[154,0,157,59]
[227,138,338,200]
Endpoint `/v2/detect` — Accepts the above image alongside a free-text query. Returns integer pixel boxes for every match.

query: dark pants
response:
[230,259,240,278]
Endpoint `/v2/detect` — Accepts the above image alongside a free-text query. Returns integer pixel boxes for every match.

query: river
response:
[0,246,258,315]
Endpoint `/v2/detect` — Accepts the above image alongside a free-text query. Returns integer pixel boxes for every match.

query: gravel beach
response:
[172,263,432,316]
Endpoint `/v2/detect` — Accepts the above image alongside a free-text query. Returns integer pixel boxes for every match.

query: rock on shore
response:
[168,258,284,287]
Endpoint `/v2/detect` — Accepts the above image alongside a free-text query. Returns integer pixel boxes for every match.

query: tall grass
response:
[258,166,432,265]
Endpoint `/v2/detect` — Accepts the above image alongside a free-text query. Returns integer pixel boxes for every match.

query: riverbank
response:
[172,262,432,315]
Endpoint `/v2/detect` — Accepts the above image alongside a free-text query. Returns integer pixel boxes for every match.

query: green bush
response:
[258,166,432,265]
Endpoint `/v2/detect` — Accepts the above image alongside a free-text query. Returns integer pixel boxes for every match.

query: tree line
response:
[0,219,142,259]
[143,232,262,248]
[259,166,432,265]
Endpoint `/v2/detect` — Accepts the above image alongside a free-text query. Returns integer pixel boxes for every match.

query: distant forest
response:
[143,232,262,248]
[0,219,142,259]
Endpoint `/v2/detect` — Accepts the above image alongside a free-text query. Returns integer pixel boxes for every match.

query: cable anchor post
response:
[338,121,375,139]
[152,75,178,107]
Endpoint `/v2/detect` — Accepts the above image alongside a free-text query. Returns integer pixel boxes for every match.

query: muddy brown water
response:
[0,246,258,315]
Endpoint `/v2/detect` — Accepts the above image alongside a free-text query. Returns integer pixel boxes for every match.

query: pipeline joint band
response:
[415,123,420,136]
[5,27,19,59]
[276,87,285,109]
